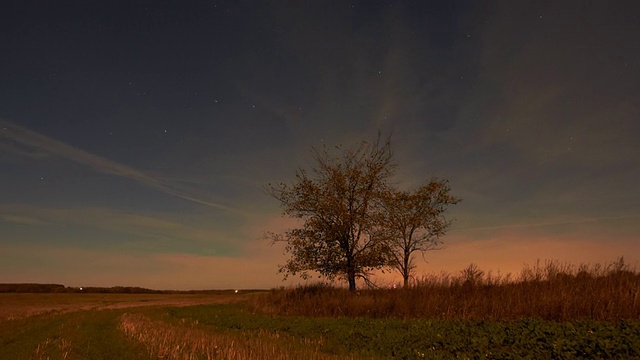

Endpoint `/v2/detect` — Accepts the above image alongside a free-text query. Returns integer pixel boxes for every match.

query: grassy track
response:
[0,293,244,359]
[0,309,146,359]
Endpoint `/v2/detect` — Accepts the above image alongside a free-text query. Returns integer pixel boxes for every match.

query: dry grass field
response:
[249,259,640,321]
[0,292,245,321]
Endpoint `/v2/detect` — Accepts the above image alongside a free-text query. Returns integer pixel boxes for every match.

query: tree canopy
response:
[268,137,394,291]
[379,180,461,287]
[268,136,459,291]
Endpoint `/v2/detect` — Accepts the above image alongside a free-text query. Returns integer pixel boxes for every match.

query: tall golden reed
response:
[248,258,640,321]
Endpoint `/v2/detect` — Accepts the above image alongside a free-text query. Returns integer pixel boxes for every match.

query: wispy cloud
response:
[452,213,640,232]
[0,204,242,254]
[0,214,49,225]
[0,119,241,213]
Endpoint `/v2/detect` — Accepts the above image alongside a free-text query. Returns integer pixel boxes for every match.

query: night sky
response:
[2,1,639,290]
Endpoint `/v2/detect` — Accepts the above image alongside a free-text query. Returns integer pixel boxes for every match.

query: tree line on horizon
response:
[268,135,460,291]
[0,283,171,293]
[0,283,242,294]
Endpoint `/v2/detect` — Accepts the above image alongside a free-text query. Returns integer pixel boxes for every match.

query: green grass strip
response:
[163,303,640,359]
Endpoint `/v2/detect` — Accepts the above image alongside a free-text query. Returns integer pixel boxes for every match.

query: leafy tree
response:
[379,179,460,287]
[268,137,395,291]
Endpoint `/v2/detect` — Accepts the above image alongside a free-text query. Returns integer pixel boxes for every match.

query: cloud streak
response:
[0,119,241,213]
[452,213,640,232]
[0,214,49,226]
[0,204,244,255]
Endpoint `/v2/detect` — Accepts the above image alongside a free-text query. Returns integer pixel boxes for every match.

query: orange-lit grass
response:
[32,336,72,360]
[119,313,363,360]
[249,258,640,321]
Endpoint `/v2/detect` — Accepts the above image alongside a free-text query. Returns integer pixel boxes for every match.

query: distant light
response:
[79,287,83,291]
[234,290,238,293]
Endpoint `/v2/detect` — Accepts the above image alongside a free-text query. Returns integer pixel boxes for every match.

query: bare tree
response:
[268,137,395,291]
[379,179,460,288]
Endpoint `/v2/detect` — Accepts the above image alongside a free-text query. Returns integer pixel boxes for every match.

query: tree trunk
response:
[347,261,357,292]
[403,252,410,288]
[348,274,357,292]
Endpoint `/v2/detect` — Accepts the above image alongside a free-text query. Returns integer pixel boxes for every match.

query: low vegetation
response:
[249,258,640,321]
[162,304,640,359]
[2,259,639,359]
[0,309,147,359]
